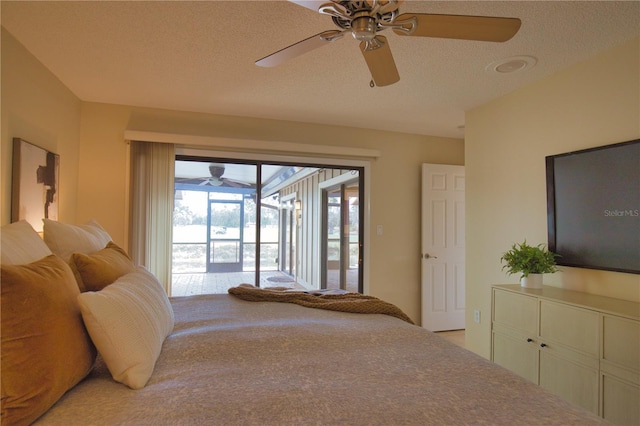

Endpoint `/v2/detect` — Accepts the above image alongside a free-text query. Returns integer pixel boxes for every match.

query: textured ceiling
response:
[2,1,639,138]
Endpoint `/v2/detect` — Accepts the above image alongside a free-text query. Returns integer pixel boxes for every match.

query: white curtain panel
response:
[129,141,175,294]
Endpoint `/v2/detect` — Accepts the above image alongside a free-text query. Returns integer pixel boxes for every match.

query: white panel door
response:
[421,163,465,331]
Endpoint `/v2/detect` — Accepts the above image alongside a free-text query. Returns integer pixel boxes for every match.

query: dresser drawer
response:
[492,289,537,335]
[492,330,538,383]
[603,315,640,372]
[539,300,599,357]
[602,373,640,425]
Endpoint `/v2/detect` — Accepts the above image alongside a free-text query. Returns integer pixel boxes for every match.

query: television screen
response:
[546,139,640,274]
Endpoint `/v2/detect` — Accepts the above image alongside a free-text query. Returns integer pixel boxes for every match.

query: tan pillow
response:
[1,220,52,265]
[1,255,97,425]
[70,241,135,292]
[78,267,174,389]
[43,219,112,262]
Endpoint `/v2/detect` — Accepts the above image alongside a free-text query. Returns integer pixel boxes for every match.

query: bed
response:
[1,220,607,425]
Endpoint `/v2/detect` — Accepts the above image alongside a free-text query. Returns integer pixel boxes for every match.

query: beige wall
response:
[1,30,464,323]
[465,36,640,358]
[1,28,82,227]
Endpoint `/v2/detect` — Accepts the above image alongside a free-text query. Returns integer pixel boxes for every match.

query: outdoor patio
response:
[171,269,359,297]
[170,270,305,297]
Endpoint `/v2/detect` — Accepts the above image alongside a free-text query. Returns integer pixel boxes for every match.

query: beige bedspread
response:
[37,294,606,425]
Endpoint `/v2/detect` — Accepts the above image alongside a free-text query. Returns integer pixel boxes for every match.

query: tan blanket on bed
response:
[228,284,414,324]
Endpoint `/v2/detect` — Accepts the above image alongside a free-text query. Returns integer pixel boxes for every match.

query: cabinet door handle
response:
[526,338,534,343]
[540,343,547,348]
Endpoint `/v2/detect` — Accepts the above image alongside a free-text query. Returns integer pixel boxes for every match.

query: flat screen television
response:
[546,139,640,274]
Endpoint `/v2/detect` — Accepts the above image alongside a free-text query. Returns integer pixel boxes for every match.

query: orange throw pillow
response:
[1,255,96,425]
[70,242,135,292]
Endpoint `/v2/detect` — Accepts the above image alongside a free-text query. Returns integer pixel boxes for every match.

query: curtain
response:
[129,141,175,294]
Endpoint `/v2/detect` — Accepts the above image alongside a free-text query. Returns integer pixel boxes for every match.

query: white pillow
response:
[77,267,174,389]
[43,219,112,262]
[1,221,52,265]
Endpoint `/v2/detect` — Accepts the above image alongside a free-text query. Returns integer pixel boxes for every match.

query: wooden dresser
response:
[491,284,639,425]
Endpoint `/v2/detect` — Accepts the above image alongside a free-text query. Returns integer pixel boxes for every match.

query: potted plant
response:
[500,240,559,288]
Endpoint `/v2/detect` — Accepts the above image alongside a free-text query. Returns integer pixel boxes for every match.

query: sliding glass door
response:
[321,178,362,293]
[173,157,363,295]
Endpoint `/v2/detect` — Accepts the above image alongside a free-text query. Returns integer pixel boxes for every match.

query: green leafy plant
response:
[500,240,560,278]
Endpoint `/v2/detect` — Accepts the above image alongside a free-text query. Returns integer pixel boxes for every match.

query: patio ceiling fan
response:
[256,0,521,87]
[175,164,252,188]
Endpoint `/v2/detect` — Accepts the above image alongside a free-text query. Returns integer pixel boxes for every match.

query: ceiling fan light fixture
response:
[352,16,377,42]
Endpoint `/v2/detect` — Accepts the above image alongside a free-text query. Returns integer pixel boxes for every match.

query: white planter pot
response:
[521,273,543,289]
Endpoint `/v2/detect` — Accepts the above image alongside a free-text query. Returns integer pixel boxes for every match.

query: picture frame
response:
[11,138,60,232]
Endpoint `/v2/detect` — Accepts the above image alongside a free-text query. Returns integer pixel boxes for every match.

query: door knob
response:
[423,253,438,259]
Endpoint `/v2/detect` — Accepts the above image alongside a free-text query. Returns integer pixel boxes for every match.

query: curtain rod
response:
[123,131,381,160]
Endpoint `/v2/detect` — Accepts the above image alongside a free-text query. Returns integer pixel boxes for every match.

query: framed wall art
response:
[11,138,59,232]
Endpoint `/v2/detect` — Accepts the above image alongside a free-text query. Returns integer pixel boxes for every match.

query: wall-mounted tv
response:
[546,139,640,274]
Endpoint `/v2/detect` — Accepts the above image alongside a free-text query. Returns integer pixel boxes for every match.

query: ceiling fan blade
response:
[394,13,521,42]
[223,178,252,187]
[256,30,343,67]
[359,36,399,87]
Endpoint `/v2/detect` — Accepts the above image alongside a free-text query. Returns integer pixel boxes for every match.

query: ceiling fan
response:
[256,0,521,87]
[175,164,253,188]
